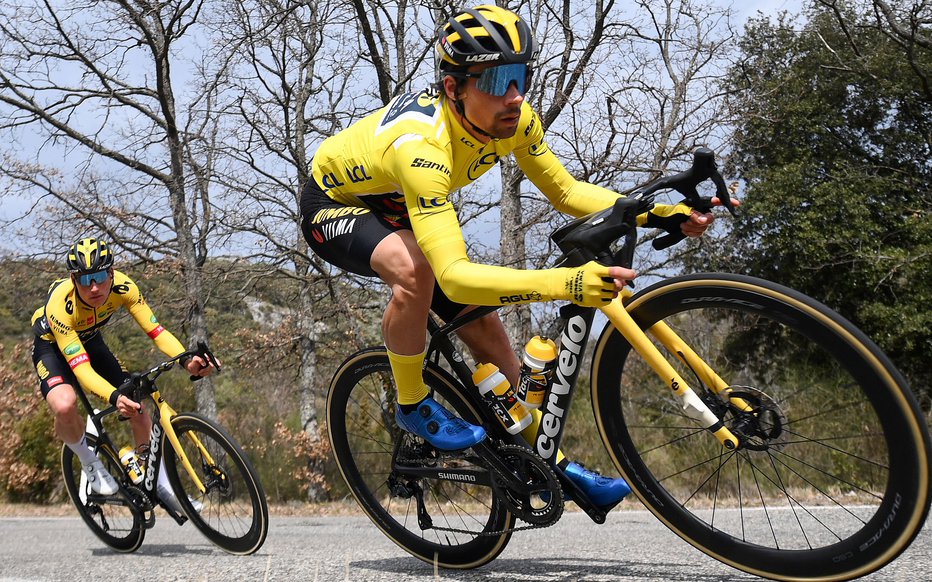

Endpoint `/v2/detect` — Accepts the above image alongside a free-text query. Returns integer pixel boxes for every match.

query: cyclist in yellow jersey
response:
[301,6,724,507]
[31,238,215,503]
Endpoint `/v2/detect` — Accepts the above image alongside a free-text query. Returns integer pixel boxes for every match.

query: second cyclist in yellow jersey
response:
[30,237,216,499]
[33,268,186,404]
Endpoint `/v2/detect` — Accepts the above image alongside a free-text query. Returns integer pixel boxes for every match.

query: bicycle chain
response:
[395,445,563,537]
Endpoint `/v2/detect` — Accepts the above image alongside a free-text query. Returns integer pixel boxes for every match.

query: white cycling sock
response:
[66,435,100,466]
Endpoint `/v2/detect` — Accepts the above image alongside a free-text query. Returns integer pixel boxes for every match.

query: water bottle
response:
[119,446,144,485]
[517,336,558,409]
[472,363,532,435]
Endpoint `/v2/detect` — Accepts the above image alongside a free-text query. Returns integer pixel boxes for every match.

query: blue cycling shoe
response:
[395,397,487,451]
[564,461,631,507]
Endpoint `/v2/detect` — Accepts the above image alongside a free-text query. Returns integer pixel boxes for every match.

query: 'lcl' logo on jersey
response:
[418,197,447,209]
[467,152,500,180]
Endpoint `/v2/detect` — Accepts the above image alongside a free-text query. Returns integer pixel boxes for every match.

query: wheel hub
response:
[725,386,788,451]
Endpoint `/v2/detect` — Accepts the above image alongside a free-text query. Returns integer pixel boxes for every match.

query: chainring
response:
[122,484,155,528]
[489,443,563,526]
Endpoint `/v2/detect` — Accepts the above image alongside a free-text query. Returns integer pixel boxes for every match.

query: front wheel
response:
[327,347,515,569]
[61,435,145,552]
[592,273,932,582]
[162,413,269,555]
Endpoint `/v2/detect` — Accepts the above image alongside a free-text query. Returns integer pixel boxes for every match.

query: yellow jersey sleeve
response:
[390,136,574,306]
[514,109,621,217]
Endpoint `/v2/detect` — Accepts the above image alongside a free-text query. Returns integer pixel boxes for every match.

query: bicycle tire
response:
[591,273,932,581]
[162,413,269,555]
[61,435,145,552]
[327,347,515,568]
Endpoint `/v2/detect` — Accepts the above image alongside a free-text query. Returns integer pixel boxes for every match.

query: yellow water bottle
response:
[472,363,532,435]
[119,446,144,485]
[517,336,558,409]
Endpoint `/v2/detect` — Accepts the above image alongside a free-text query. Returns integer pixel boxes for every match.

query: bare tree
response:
[0,0,223,418]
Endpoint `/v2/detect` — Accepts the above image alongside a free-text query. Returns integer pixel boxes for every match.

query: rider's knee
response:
[388,253,435,306]
[46,384,79,417]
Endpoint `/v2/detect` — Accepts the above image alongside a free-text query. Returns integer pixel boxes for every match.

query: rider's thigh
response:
[370,230,434,297]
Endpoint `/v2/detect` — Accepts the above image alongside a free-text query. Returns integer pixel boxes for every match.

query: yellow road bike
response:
[60,343,269,554]
[326,149,931,581]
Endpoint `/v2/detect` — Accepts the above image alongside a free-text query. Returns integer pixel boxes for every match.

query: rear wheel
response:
[592,274,932,581]
[327,347,514,568]
[162,413,269,555]
[61,435,145,552]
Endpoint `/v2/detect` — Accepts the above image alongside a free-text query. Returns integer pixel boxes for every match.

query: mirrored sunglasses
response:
[461,63,532,97]
[77,270,110,286]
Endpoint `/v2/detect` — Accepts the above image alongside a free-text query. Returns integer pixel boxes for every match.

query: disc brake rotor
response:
[727,386,788,452]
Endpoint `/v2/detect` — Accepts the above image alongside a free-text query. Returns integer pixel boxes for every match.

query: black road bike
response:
[326,149,931,581]
[61,343,269,554]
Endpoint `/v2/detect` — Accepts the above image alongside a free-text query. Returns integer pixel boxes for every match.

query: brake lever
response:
[189,340,221,381]
[651,148,737,250]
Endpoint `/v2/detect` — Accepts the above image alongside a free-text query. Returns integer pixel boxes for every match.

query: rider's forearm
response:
[436,257,571,306]
[547,180,621,217]
[72,362,119,404]
[128,300,186,358]
[517,147,620,217]
[151,328,186,359]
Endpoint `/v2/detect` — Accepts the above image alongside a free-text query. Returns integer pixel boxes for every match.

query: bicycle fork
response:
[153,394,215,495]
[600,298,743,450]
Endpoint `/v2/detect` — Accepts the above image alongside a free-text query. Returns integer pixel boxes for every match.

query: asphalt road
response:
[0,510,928,581]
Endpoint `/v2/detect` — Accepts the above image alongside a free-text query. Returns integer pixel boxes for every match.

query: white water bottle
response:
[472,363,532,435]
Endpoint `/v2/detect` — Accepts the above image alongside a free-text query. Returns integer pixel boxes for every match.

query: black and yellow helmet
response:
[66,237,114,274]
[437,5,536,72]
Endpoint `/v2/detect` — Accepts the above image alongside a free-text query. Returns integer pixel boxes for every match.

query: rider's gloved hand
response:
[549,261,619,307]
[638,202,714,238]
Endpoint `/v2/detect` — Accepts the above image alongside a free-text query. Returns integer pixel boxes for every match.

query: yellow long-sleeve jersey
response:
[311,89,623,307]
[31,270,186,403]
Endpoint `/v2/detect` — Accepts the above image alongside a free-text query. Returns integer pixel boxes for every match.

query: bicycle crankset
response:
[725,386,788,452]
[123,485,155,528]
[479,442,563,526]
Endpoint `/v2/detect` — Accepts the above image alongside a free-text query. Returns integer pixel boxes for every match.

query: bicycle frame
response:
[423,285,754,521]
[424,301,620,521]
[600,294,743,450]
[76,382,216,512]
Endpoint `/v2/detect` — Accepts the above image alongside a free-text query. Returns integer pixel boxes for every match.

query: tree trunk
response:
[499,157,531,349]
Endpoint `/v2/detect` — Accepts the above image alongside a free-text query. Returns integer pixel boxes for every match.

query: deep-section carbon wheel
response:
[592,274,931,581]
[327,347,514,568]
[162,413,269,555]
[61,435,145,552]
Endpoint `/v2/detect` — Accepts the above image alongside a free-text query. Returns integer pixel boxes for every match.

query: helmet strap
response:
[453,96,495,140]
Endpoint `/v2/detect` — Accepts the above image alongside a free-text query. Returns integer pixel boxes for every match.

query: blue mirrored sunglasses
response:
[77,270,110,286]
[460,63,532,97]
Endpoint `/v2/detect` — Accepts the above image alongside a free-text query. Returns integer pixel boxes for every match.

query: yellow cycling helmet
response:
[437,5,536,72]
[66,237,114,274]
